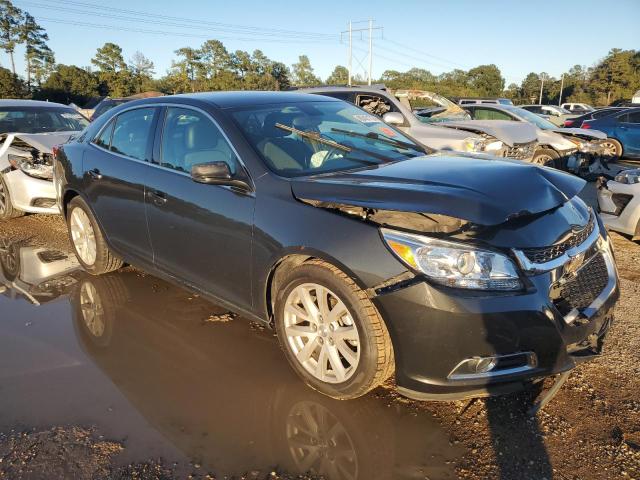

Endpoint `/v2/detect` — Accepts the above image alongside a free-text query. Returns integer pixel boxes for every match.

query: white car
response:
[597,169,640,237]
[0,100,89,220]
[561,103,595,114]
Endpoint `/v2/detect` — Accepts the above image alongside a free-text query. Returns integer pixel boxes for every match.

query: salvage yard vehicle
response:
[54,91,619,401]
[462,103,608,173]
[301,86,538,162]
[0,100,89,220]
[456,97,513,106]
[582,107,640,159]
[563,107,628,128]
[520,105,578,127]
[597,169,640,238]
[561,103,595,115]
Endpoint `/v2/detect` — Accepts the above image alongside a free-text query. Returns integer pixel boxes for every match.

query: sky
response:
[6,0,640,85]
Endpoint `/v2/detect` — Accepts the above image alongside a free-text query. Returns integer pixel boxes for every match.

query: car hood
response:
[291,154,585,226]
[551,127,607,140]
[438,120,538,146]
[0,131,77,153]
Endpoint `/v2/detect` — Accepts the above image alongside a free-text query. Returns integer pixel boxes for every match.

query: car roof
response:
[0,99,73,109]
[144,91,340,108]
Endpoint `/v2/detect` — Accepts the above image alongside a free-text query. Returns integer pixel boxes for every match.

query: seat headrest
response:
[184,120,219,150]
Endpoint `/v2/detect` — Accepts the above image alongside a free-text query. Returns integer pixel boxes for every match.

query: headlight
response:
[381,228,522,291]
[484,140,504,152]
[8,153,53,180]
[566,137,599,153]
[462,136,486,152]
[614,169,640,184]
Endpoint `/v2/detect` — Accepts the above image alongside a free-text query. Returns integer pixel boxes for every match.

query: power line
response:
[383,38,470,69]
[25,0,337,39]
[31,16,341,44]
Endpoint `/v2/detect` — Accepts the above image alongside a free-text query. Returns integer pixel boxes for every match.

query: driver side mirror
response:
[382,112,404,126]
[191,162,251,192]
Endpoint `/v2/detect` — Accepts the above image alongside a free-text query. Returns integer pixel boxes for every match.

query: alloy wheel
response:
[284,283,360,384]
[70,208,97,266]
[534,154,553,166]
[0,178,6,214]
[286,401,358,480]
[79,282,105,337]
[600,141,619,158]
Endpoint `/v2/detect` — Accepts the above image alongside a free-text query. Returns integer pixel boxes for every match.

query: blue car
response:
[582,107,640,159]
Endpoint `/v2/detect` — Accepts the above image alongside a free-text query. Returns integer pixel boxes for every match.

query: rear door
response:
[83,107,159,263]
[144,106,255,308]
[617,110,640,156]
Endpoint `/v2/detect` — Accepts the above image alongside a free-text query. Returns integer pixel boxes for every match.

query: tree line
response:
[0,0,637,107]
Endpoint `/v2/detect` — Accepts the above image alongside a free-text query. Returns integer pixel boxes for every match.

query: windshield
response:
[0,107,89,134]
[394,90,472,124]
[230,101,427,177]
[506,106,557,130]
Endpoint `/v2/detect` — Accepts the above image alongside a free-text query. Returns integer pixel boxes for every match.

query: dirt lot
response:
[0,209,639,480]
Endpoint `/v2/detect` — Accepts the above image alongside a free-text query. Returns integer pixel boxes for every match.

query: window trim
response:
[88,102,253,190]
[91,117,115,150]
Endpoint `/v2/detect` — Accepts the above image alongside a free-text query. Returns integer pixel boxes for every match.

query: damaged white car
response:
[597,169,640,238]
[0,100,88,220]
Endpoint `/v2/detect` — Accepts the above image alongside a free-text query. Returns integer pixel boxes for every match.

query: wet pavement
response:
[0,237,462,479]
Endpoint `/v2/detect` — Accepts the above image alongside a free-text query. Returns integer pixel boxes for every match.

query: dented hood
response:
[551,127,607,141]
[291,155,585,226]
[439,120,537,146]
[0,132,76,153]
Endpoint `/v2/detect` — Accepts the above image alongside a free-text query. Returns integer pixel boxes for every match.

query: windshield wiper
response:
[330,128,422,152]
[275,123,351,152]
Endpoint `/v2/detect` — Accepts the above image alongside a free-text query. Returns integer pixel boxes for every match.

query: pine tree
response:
[20,13,51,91]
[0,0,23,75]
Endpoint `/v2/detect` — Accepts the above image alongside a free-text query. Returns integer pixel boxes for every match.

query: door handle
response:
[87,168,102,180]
[148,189,167,206]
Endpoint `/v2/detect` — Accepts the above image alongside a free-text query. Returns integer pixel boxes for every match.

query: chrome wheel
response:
[284,283,360,384]
[287,401,357,480]
[600,141,619,158]
[533,154,553,166]
[79,282,105,337]
[70,207,97,265]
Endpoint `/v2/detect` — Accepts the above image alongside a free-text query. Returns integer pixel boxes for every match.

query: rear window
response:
[0,107,88,134]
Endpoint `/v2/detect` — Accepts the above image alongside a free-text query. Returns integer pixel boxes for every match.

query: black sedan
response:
[562,107,627,128]
[54,92,619,401]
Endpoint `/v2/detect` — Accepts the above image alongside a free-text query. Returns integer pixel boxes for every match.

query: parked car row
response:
[0,91,623,405]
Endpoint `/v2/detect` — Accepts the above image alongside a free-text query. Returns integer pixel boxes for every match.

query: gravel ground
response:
[0,213,639,480]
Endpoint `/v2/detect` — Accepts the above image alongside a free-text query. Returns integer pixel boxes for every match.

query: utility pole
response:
[558,73,564,106]
[341,21,382,86]
[539,73,545,105]
[348,21,352,86]
[368,19,373,85]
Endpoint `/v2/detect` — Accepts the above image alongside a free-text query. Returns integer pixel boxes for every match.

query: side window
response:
[473,108,511,121]
[93,119,114,149]
[617,113,629,123]
[626,111,640,123]
[110,108,156,161]
[159,107,239,174]
[356,95,395,117]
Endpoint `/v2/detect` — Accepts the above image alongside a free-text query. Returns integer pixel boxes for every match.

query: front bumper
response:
[374,229,619,401]
[3,169,59,214]
[597,179,640,236]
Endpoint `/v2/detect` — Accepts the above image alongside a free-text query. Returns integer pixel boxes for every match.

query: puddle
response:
[0,235,462,479]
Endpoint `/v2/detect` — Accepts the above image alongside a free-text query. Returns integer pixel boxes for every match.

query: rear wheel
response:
[274,259,394,400]
[532,148,560,168]
[0,174,25,221]
[600,139,623,159]
[66,196,123,275]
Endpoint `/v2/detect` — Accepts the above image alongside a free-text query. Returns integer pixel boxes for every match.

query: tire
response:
[66,196,123,275]
[0,174,25,221]
[532,148,560,168]
[0,240,20,281]
[274,259,394,400]
[600,139,623,160]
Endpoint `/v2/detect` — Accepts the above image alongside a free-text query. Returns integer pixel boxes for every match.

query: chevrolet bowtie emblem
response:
[564,251,586,277]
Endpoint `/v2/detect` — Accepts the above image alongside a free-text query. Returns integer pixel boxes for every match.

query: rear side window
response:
[159,107,239,174]
[473,108,511,121]
[110,108,157,161]
[626,111,640,123]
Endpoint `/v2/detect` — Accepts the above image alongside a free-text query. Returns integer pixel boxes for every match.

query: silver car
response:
[0,100,89,220]
[300,87,538,162]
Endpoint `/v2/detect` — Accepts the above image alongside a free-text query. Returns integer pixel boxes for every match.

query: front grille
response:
[522,215,594,264]
[552,252,609,317]
[505,141,536,160]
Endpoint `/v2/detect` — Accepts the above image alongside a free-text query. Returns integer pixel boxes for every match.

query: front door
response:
[144,106,254,309]
[617,110,640,156]
[83,107,159,263]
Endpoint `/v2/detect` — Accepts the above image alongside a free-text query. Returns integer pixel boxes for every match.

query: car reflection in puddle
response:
[0,237,463,480]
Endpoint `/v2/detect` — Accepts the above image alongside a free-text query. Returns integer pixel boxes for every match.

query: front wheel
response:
[66,196,123,275]
[532,148,560,168]
[0,174,25,221]
[274,260,394,400]
[600,139,623,160]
